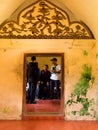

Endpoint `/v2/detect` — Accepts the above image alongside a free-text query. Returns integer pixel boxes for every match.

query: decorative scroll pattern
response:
[0,0,94,39]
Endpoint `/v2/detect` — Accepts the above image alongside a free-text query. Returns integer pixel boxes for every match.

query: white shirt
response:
[50,64,61,80]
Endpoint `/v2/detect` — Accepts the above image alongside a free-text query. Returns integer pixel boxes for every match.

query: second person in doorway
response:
[38,65,51,100]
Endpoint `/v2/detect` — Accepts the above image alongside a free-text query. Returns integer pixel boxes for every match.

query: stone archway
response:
[0,0,96,120]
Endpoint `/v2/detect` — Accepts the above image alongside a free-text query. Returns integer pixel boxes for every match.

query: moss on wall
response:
[65,64,95,117]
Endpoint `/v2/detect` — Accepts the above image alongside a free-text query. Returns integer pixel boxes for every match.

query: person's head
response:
[50,58,57,65]
[31,56,36,62]
[44,64,49,70]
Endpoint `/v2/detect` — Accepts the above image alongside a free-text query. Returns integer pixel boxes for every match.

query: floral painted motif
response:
[0,0,94,39]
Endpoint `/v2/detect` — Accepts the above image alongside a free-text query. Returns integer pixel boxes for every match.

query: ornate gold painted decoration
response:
[0,0,94,39]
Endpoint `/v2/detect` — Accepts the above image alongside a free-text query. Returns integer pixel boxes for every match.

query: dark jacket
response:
[40,70,51,83]
[27,62,39,82]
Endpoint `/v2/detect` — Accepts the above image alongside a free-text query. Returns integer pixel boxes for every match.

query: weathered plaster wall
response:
[0,0,97,121]
[65,40,97,120]
[0,39,96,120]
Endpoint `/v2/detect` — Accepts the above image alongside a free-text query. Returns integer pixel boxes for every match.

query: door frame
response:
[22,53,65,118]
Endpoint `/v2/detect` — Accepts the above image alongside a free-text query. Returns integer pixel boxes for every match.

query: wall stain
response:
[13,63,23,80]
[82,49,88,56]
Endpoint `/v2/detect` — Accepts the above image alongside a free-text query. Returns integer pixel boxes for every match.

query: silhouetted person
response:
[38,65,51,99]
[50,58,61,99]
[26,56,39,104]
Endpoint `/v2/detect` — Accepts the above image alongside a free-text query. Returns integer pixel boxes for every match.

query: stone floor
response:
[0,120,98,130]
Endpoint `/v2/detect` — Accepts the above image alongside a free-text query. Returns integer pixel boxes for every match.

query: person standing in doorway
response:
[26,56,39,104]
[50,58,61,99]
[38,65,51,99]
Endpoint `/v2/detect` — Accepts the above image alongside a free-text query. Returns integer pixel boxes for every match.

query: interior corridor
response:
[25,99,61,113]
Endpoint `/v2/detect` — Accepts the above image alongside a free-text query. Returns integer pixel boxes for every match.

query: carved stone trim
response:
[0,0,94,39]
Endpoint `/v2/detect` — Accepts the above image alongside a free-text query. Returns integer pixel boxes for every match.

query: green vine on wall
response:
[65,64,95,117]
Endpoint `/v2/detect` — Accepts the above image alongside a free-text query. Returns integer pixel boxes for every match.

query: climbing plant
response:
[65,64,95,117]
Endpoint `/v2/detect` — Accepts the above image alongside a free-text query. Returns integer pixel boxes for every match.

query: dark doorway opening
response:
[23,53,64,118]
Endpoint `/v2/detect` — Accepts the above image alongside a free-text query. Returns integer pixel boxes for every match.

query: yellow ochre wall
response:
[0,0,97,120]
[0,39,97,120]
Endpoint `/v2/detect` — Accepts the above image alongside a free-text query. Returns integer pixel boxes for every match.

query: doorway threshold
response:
[23,113,64,120]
